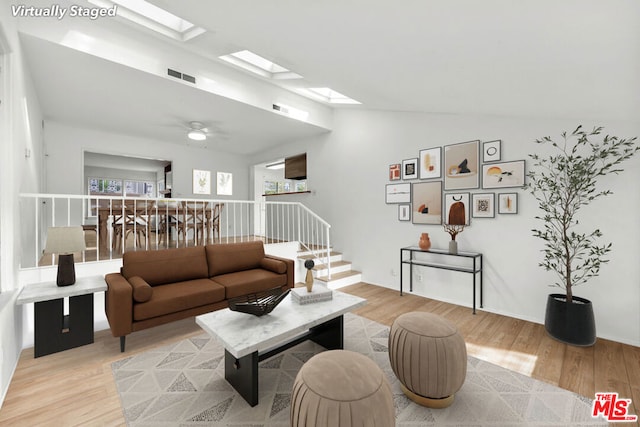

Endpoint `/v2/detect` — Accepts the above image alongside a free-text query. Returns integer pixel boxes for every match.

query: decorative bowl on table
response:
[228,286,290,316]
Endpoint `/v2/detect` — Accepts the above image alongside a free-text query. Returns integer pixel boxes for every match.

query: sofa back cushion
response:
[122,246,208,286]
[206,241,265,277]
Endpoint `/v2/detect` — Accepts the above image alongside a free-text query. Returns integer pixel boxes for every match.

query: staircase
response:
[298,248,362,289]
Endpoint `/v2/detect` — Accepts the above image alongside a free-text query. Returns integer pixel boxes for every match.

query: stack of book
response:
[291,284,333,305]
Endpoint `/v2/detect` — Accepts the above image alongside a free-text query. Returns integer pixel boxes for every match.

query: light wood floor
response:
[1,283,638,426]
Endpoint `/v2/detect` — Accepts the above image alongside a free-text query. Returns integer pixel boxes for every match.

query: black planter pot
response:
[544,293,596,346]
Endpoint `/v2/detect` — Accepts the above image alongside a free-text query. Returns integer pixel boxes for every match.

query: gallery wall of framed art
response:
[385,137,525,225]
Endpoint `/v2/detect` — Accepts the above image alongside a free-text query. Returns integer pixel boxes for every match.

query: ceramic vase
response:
[418,233,431,251]
[449,240,458,254]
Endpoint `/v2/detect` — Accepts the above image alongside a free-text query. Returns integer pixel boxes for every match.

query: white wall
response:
[44,121,251,200]
[252,109,640,346]
[0,13,44,408]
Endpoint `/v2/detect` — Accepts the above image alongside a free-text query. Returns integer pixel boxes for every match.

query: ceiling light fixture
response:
[187,122,207,141]
[219,50,302,80]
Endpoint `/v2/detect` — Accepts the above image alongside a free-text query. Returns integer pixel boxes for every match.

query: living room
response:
[1,1,639,425]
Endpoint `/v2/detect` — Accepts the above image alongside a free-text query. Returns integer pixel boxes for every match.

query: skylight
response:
[88,0,205,41]
[305,87,361,105]
[219,50,302,80]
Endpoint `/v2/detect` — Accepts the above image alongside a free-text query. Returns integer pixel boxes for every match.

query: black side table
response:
[16,275,107,357]
[400,246,483,314]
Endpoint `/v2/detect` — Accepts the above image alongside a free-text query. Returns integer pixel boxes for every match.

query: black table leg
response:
[34,293,94,358]
[310,315,343,350]
[223,315,345,407]
[225,350,259,407]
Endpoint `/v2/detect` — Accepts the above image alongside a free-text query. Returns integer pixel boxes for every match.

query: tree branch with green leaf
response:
[525,126,638,303]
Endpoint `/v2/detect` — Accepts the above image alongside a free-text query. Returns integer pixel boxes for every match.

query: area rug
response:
[112,313,605,426]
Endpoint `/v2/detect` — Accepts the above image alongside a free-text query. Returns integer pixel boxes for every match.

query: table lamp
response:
[44,226,86,287]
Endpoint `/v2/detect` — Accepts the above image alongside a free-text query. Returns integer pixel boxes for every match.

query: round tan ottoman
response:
[389,312,467,408]
[290,350,395,427]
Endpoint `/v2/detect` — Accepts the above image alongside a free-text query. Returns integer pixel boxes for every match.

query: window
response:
[124,180,154,197]
[89,178,123,195]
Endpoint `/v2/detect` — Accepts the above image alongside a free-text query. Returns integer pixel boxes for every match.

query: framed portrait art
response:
[419,147,441,179]
[444,140,480,190]
[472,193,495,218]
[444,193,470,225]
[402,158,418,180]
[411,181,442,225]
[482,160,526,189]
[482,140,501,163]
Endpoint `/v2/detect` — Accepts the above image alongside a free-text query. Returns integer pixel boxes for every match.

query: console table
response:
[16,275,107,357]
[400,246,483,314]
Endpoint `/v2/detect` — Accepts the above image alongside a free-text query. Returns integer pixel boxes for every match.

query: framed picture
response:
[217,171,233,195]
[472,193,495,218]
[419,147,442,179]
[411,181,442,225]
[398,204,411,221]
[498,193,518,214]
[402,158,418,180]
[444,140,480,190]
[192,169,211,195]
[483,140,501,163]
[444,193,470,225]
[482,160,526,189]
[389,163,401,181]
[386,183,411,204]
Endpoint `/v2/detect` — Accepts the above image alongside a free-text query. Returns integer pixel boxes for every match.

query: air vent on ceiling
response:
[167,68,196,84]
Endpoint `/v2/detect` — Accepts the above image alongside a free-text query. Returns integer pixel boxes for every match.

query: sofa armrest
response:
[264,254,295,290]
[104,273,133,337]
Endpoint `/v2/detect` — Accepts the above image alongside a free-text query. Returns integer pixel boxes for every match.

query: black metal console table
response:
[400,246,483,314]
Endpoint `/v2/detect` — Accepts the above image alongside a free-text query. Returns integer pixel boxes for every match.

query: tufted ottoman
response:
[290,350,395,427]
[389,312,467,408]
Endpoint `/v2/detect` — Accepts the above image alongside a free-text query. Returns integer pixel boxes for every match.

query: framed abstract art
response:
[411,181,442,225]
[419,147,441,179]
[444,140,480,190]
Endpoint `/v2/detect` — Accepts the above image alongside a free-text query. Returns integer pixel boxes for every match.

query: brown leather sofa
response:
[104,241,294,351]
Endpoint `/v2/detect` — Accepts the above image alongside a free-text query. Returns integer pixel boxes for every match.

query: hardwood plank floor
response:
[1,283,638,426]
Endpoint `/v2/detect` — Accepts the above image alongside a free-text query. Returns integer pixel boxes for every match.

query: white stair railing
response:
[18,193,332,279]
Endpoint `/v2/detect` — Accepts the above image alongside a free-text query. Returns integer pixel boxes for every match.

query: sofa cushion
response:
[129,276,153,303]
[122,246,208,286]
[206,241,265,277]
[260,257,287,274]
[133,278,225,321]
[212,269,287,299]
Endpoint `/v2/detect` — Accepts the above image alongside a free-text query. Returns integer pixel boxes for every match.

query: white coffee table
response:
[195,290,366,406]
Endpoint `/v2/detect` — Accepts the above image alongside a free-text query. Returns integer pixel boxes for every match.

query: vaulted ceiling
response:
[18,0,640,155]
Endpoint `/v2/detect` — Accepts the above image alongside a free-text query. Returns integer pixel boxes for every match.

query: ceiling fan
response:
[187,121,210,141]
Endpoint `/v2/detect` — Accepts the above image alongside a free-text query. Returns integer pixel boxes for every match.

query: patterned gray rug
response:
[112,313,605,426]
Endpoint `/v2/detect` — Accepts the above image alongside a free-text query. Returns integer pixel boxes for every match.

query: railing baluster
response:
[19,195,332,273]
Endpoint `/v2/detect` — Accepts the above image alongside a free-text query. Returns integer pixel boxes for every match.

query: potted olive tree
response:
[526,126,638,346]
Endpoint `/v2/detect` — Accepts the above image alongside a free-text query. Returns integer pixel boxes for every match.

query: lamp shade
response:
[44,226,87,254]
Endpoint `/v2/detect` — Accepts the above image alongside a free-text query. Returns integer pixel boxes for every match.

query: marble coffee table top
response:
[195,290,366,359]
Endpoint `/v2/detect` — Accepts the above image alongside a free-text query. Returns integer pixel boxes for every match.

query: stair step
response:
[298,251,341,260]
[313,260,351,271]
[315,270,362,289]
